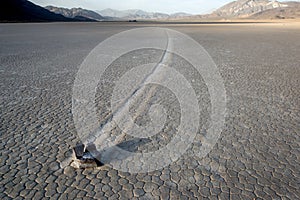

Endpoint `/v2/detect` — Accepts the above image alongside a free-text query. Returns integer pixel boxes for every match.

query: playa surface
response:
[1,22,299,199]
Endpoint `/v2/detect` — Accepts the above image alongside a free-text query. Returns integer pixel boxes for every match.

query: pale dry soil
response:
[0,22,299,199]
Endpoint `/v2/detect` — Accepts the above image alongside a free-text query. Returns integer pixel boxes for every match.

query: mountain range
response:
[210,0,300,19]
[54,0,300,20]
[1,0,300,22]
[212,0,289,18]
[0,0,69,22]
[45,6,106,21]
[188,0,300,20]
[0,0,97,22]
[97,8,192,20]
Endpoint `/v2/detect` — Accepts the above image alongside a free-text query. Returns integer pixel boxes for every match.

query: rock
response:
[73,143,84,159]
[70,143,103,169]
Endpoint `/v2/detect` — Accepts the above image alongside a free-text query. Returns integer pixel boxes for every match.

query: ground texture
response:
[0,22,299,199]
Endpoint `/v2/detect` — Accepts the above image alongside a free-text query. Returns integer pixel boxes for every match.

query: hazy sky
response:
[31,0,298,14]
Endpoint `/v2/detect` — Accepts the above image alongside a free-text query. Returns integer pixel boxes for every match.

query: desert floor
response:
[1,22,299,199]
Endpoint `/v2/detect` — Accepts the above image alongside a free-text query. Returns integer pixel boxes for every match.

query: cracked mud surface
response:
[1,23,299,199]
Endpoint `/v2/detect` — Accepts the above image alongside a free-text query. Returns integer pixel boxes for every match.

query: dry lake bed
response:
[0,22,299,199]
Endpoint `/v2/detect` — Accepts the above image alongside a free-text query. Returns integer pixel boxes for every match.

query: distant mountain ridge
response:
[97,1,300,20]
[45,6,106,21]
[97,8,192,20]
[211,0,292,18]
[1,0,300,22]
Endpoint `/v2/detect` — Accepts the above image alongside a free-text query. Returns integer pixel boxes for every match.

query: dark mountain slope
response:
[0,0,94,22]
